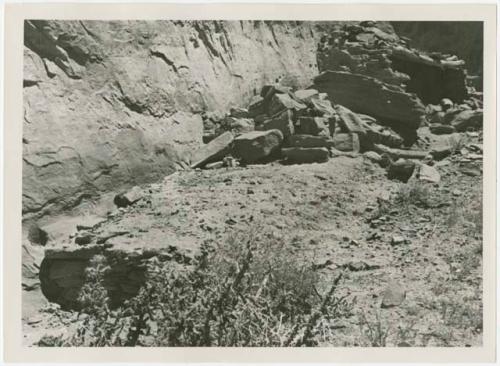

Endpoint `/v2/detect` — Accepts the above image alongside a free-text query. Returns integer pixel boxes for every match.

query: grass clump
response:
[48,227,353,347]
[394,181,432,210]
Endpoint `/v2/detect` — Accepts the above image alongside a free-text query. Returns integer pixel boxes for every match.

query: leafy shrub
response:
[53,227,353,347]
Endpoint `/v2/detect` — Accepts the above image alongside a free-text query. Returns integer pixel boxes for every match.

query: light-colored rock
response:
[363,151,382,163]
[294,89,319,103]
[335,105,366,136]
[233,130,283,164]
[381,282,406,308]
[333,133,361,152]
[418,164,441,183]
[190,131,234,168]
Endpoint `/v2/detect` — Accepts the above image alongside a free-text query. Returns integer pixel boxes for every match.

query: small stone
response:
[391,235,406,246]
[247,188,254,195]
[452,189,461,196]
[381,282,406,308]
[363,151,382,163]
[204,161,224,170]
[75,233,94,246]
[418,164,441,183]
[113,186,144,208]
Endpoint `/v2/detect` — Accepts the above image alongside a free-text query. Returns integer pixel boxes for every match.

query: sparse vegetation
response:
[394,181,432,209]
[47,227,354,347]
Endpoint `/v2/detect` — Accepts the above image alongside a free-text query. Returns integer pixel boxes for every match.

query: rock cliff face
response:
[23,20,321,219]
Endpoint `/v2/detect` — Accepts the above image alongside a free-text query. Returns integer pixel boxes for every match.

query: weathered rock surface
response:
[314,71,425,140]
[190,131,234,168]
[233,130,284,164]
[23,20,321,219]
[257,109,294,139]
[297,116,330,136]
[288,135,334,149]
[333,133,360,152]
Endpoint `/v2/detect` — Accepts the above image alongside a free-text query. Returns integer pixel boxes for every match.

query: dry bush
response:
[394,181,432,210]
[47,227,353,347]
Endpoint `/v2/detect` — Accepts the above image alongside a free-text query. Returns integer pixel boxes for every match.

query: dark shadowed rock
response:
[450,109,483,131]
[387,159,416,182]
[113,186,144,208]
[27,224,49,246]
[430,124,456,135]
[258,109,294,139]
[233,130,283,164]
[297,116,330,136]
[190,131,234,168]
[282,147,329,164]
[333,133,360,152]
[288,135,335,149]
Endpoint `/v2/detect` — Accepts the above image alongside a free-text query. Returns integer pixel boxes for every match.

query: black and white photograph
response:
[13,7,490,353]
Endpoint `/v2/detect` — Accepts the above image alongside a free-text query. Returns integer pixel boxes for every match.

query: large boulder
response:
[232,130,283,164]
[314,71,425,140]
[282,147,329,164]
[190,131,234,168]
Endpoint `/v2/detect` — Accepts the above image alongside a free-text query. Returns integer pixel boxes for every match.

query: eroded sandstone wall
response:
[23,20,321,219]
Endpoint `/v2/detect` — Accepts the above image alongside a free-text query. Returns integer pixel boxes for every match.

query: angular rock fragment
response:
[294,89,319,103]
[113,186,144,208]
[288,135,334,149]
[233,130,283,164]
[387,159,416,182]
[27,224,49,246]
[309,97,335,117]
[418,164,441,183]
[335,105,367,136]
[204,161,224,170]
[450,109,483,131]
[297,116,329,136]
[223,117,254,135]
[190,131,234,168]
[257,109,294,139]
[333,133,360,152]
[363,151,382,163]
[229,107,249,118]
[429,124,455,135]
[373,144,428,160]
[282,147,329,164]
[247,95,267,118]
[268,93,307,116]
